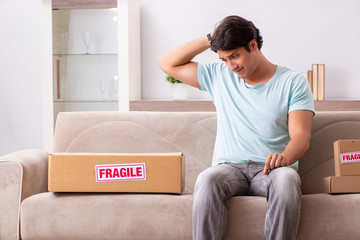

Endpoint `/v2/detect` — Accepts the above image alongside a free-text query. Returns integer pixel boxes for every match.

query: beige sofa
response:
[2,111,360,240]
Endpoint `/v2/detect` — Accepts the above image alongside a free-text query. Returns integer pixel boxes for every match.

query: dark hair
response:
[210,16,263,52]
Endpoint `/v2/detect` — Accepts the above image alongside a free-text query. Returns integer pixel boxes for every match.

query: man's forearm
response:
[264,110,313,175]
[158,36,210,72]
[281,137,310,166]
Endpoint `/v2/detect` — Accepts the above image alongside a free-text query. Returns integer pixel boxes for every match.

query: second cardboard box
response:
[334,140,360,176]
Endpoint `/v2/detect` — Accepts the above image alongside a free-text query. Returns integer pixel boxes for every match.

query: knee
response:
[271,167,300,185]
[269,167,301,198]
[193,166,233,210]
[194,166,230,197]
[195,167,221,192]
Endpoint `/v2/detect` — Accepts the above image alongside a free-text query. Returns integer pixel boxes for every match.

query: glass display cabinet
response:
[52,8,119,119]
[51,0,141,124]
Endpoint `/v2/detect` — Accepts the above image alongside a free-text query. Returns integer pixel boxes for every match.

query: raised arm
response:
[158,35,211,88]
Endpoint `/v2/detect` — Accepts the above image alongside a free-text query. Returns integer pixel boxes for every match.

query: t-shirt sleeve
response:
[197,63,217,94]
[288,74,315,114]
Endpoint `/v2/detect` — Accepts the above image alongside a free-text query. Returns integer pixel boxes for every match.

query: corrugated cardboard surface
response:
[48,153,184,194]
[334,140,360,176]
[324,176,360,193]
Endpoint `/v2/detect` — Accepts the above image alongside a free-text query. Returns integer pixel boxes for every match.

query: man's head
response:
[210,16,263,53]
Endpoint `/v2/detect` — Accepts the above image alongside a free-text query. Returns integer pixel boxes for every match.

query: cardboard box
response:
[48,153,184,194]
[334,140,360,176]
[324,176,360,193]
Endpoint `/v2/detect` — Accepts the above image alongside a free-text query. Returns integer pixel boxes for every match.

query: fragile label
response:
[340,151,360,164]
[95,163,146,182]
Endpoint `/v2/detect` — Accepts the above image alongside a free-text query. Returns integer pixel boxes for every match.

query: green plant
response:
[166,75,182,84]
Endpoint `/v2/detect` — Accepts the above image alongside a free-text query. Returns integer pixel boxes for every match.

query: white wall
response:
[140,0,360,100]
[0,0,49,156]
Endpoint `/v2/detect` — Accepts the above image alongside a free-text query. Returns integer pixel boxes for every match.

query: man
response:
[158,15,314,240]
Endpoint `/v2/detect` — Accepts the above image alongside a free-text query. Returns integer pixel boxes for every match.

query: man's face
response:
[217,42,257,79]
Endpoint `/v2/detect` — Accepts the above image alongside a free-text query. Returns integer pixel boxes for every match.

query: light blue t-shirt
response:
[198,63,315,171]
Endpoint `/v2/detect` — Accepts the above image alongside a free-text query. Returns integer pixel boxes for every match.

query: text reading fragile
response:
[95,163,146,182]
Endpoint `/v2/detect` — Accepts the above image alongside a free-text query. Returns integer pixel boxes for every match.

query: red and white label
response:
[95,163,146,182]
[340,151,360,164]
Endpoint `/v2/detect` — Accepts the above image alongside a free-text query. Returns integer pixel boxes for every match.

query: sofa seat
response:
[20,192,193,240]
[21,192,360,240]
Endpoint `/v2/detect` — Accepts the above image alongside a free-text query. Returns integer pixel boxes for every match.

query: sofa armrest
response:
[0,149,48,240]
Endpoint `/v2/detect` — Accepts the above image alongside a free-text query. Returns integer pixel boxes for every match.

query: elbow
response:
[158,55,169,73]
[304,142,310,153]
[303,137,311,154]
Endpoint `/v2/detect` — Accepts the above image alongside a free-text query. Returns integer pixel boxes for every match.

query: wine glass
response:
[113,76,119,100]
[60,32,68,54]
[81,32,91,54]
[99,77,105,100]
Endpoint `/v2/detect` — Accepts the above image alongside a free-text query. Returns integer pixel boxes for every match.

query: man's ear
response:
[249,39,257,51]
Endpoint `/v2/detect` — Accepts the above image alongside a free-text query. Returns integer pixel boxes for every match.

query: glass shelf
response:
[54,100,118,103]
[53,53,118,56]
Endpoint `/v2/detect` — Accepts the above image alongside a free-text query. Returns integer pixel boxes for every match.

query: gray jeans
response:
[192,160,301,240]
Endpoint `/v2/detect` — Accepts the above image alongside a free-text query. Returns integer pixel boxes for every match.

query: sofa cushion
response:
[21,192,193,240]
[228,193,360,240]
[296,193,360,240]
